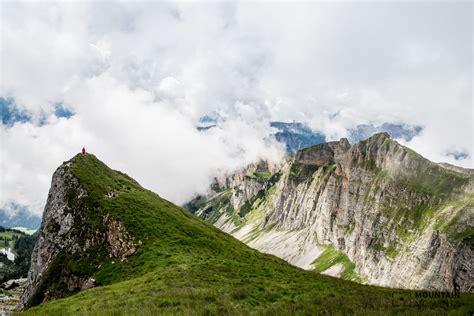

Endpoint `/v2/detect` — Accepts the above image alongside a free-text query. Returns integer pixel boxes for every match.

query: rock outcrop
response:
[188,133,474,292]
[21,155,138,308]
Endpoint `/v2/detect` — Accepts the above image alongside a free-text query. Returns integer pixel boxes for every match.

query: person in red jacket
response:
[82,147,86,155]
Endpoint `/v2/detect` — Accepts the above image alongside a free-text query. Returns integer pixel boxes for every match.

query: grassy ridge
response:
[22,154,474,315]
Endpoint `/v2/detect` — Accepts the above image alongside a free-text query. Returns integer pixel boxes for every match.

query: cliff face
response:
[188,133,474,292]
[17,152,474,315]
[21,155,138,308]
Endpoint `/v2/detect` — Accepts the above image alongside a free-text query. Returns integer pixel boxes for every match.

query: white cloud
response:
[0,1,472,216]
[0,73,285,215]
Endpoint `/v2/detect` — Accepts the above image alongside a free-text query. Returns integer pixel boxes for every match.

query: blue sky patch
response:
[1,97,32,126]
[1,97,75,127]
[446,150,469,161]
[54,103,75,119]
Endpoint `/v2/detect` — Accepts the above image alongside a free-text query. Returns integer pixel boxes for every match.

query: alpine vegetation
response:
[18,153,474,314]
[187,133,473,292]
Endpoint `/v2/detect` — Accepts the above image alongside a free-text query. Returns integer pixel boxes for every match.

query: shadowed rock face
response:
[294,138,351,167]
[21,156,137,309]
[188,133,474,292]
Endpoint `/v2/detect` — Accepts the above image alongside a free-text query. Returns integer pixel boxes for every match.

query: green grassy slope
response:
[0,226,26,248]
[22,154,474,315]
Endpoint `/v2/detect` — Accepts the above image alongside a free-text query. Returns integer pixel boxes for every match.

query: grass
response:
[312,245,362,282]
[10,227,37,235]
[186,170,280,227]
[20,154,474,315]
[288,163,319,182]
[200,190,234,225]
[359,136,474,251]
[380,169,472,248]
[436,195,474,243]
[245,171,273,183]
[236,172,282,220]
[0,228,26,248]
[184,195,208,214]
[398,165,469,198]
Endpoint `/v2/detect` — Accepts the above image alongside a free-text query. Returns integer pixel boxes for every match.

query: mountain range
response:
[0,120,423,231]
[0,206,41,231]
[198,118,423,154]
[187,133,473,292]
[18,150,474,314]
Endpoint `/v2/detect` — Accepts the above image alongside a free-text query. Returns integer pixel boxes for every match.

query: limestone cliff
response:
[188,133,474,292]
[21,155,139,308]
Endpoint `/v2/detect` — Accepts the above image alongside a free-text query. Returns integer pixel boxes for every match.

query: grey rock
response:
[191,133,474,292]
[20,157,137,309]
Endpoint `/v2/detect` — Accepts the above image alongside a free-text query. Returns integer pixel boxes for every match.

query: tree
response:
[14,233,39,277]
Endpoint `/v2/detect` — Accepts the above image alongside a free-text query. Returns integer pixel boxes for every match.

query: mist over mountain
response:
[1,2,472,230]
[198,117,423,154]
[187,133,473,292]
[269,122,326,154]
[0,205,41,230]
[1,2,472,314]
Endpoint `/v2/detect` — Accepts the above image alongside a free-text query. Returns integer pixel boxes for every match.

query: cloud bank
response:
[0,1,472,217]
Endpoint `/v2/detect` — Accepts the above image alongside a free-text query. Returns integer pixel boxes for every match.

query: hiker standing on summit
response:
[82,147,86,155]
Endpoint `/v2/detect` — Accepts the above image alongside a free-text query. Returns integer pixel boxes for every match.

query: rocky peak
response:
[369,131,390,140]
[295,138,351,167]
[21,154,139,309]
[189,133,474,293]
[347,131,415,172]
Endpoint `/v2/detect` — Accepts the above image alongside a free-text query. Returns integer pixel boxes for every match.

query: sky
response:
[0,1,472,219]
